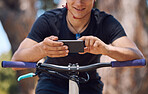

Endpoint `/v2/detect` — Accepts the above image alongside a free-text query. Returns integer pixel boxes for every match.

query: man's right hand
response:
[39,36,69,58]
[11,36,69,63]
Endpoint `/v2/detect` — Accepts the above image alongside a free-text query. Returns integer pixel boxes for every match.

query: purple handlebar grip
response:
[111,59,146,67]
[1,61,36,68]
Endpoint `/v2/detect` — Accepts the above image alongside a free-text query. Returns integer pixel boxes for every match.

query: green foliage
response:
[0,51,18,94]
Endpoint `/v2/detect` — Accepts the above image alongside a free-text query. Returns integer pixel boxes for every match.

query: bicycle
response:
[1,59,146,94]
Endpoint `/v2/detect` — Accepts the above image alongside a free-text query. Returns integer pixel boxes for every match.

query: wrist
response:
[103,44,113,55]
[33,42,47,58]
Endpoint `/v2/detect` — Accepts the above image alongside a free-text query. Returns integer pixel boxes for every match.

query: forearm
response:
[12,44,46,62]
[105,45,144,61]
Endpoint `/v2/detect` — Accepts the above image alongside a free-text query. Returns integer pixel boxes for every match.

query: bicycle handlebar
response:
[1,59,146,72]
[2,61,36,68]
[1,59,146,81]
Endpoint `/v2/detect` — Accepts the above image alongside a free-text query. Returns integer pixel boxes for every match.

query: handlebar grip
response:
[111,59,146,67]
[1,61,36,68]
[17,73,36,81]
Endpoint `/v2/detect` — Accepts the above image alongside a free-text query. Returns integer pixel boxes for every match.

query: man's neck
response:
[67,11,91,34]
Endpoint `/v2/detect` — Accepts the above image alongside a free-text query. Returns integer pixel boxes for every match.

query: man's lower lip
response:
[74,8,85,11]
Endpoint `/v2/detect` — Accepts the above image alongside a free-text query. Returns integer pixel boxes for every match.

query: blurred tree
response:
[97,0,148,94]
[0,0,37,94]
[0,0,60,94]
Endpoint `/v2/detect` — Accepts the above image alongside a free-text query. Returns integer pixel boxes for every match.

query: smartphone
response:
[58,40,84,53]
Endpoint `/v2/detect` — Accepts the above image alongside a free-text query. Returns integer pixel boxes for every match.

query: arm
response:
[78,36,144,61]
[105,36,144,61]
[12,36,69,62]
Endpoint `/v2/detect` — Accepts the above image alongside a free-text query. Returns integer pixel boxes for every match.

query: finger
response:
[78,36,88,47]
[89,39,95,47]
[78,52,86,54]
[48,54,68,58]
[78,36,85,41]
[93,41,100,47]
[49,36,58,41]
[47,50,69,58]
[43,45,68,51]
[44,38,63,46]
[84,47,90,53]
[85,38,90,47]
[46,50,69,56]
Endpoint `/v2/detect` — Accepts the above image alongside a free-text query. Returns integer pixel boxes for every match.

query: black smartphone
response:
[58,40,84,53]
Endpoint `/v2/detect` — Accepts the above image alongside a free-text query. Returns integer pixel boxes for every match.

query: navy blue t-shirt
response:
[27,8,126,79]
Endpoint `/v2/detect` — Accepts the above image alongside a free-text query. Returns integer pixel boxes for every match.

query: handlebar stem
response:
[68,63,80,72]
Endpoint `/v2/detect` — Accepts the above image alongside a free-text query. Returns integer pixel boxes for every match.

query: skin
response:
[78,36,144,61]
[12,0,144,70]
[66,0,95,34]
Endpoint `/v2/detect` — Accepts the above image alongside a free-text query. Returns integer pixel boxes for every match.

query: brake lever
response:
[17,73,36,81]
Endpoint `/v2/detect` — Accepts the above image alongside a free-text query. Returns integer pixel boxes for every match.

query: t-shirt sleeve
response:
[102,15,127,44]
[27,14,51,43]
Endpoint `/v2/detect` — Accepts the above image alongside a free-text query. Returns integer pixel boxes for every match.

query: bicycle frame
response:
[1,59,146,94]
[69,80,79,94]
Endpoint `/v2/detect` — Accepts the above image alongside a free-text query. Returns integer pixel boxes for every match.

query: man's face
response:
[67,0,94,19]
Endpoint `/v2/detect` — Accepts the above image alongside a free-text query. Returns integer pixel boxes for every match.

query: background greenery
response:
[0,51,18,94]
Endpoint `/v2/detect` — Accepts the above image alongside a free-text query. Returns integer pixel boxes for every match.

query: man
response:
[12,0,144,94]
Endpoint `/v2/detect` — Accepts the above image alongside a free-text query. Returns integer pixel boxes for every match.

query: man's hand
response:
[79,36,144,61]
[78,36,108,55]
[39,36,69,58]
